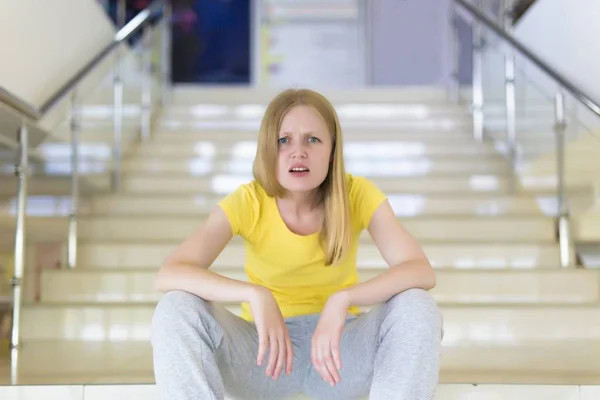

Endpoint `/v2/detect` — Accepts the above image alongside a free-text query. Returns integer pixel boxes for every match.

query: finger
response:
[273,335,286,379]
[318,340,335,386]
[285,335,294,376]
[312,341,323,381]
[321,340,339,385]
[311,338,324,380]
[257,332,268,366]
[331,336,342,373]
[324,340,341,384]
[266,333,279,377]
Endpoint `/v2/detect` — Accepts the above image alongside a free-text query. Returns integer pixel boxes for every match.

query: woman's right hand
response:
[248,286,294,379]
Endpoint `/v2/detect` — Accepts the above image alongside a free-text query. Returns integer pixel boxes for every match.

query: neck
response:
[278,190,320,216]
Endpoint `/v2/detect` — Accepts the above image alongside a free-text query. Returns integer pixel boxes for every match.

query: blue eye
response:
[278,137,288,144]
[308,137,320,143]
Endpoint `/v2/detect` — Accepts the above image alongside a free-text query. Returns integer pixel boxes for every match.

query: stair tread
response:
[21,301,600,308]
[40,267,592,273]
[3,339,600,385]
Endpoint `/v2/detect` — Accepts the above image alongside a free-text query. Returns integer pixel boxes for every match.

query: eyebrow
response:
[278,130,320,136]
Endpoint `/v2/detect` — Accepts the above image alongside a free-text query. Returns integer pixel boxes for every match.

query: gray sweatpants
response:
[151,288,443,400]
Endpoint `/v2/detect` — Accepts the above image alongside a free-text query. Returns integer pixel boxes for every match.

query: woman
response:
[151,88,443,400]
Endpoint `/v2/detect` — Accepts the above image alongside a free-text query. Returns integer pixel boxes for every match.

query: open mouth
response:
[289,166,310,175]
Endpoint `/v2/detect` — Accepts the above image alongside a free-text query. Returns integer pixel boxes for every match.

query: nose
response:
[290,140,308,159]
[291,151,307,159]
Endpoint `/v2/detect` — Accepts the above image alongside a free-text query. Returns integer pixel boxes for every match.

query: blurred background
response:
[100,0,478,87]
[1,1,600,399]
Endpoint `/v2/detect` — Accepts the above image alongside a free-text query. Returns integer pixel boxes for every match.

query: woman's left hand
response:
[311,291,351,387]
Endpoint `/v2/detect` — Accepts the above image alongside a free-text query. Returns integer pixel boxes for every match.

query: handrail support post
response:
[10,122,28,385]
[504,48,517,194]
[112,47,124,191]
[161,2,172,106]
[67,92,80,269]
[449,5,461,103]
[554,92,575,268]
[472,16,484,141]
[141,24,152,142]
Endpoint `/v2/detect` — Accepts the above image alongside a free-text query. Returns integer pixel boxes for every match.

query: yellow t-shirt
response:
[218,173,387,321]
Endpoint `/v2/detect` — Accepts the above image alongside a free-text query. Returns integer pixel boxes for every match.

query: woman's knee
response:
[385,288,442,330]
[152,290,212,331]
[151,290,225,355]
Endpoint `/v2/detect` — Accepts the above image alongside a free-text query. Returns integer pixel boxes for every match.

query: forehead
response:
[279,105,327,132]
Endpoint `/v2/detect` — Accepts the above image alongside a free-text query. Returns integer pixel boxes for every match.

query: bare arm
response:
[154,206,263,303]
[335,200,436,307]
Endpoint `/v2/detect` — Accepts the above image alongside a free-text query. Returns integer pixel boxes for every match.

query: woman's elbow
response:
[424,273,436,291]
[426,268,437,290]
[154,264,172,293]
[420,263,437,291]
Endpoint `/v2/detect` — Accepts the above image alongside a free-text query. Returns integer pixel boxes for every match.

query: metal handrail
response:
[452,0,599,269]
[454,0,600,119]
[1,0,171,385]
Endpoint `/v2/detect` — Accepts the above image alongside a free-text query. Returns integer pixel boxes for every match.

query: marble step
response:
[0,134,490,162]
[134,129,587,165]
[85,193,549,217]
[20,302,600,343]
[146,129,480,144]
[158,115,473,132]
[120,175,519,195]
[162,102,470,119]
[0,213,556,243]
[157,117,556,137]
[120,172,591,196]
[135,141,497,158]
[4,341,600,385]
[79,111,472,132]
[76,241,563,269]
[76,128,482,146]
[0,156,511,179]
[73,215,555,242]
[146,126,565,144]
[157,114,559,134]
[0,175,579,198]
[124,156,511,176]
[1,382,599,400]
[13,305,600,385]
[160,108,547,125]
[0,193,552,219]
[168,86,462,104]
[161,100,470,115]
[574,212,600,243]
[34,268,600,305]
[0,175,110,197]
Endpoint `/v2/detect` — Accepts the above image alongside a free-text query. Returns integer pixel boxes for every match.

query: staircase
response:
[1,87,600,399]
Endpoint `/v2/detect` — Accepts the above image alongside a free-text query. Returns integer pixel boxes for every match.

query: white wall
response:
[0,0,117,109]
[368,0,448,86]
[368,0,475,87]
[515,0,600,101]
[475,0,600,168]
[509,0,600,229]
[513,0,600,133]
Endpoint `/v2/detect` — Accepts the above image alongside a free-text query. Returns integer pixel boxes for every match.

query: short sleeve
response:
[348,174,388,229]
[218,182,260,238]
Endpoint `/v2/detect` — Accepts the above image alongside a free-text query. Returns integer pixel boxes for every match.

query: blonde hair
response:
[253,88,351,266]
